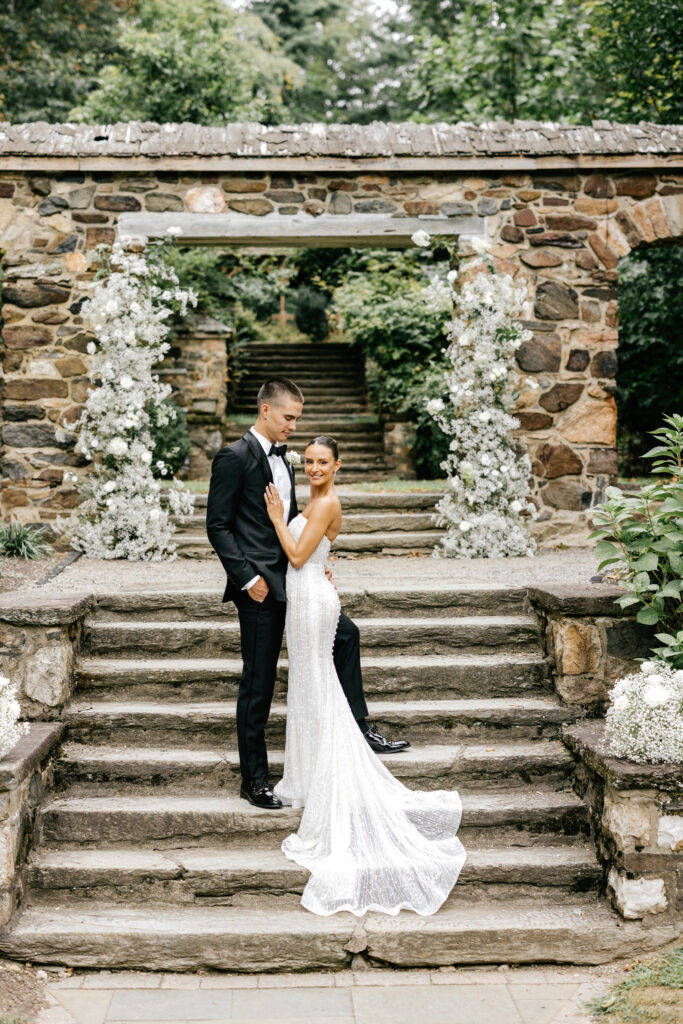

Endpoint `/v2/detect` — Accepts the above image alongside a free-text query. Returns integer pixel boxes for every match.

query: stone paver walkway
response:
[36,966,611,1024]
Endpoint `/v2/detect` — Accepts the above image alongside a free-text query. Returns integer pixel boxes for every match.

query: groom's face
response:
[262,397,303,443]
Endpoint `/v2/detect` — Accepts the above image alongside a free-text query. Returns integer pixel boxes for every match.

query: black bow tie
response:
[269,443,287,458]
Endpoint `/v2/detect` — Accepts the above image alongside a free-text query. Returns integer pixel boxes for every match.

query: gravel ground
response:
[33,547,599,596]
[0,555,66,595]
[0,959,50,1022]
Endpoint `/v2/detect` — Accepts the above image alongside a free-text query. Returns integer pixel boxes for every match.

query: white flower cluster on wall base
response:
[606,661,683,764]
[0,674,28,760]
[60,234,196,560]
[420,233,537,558]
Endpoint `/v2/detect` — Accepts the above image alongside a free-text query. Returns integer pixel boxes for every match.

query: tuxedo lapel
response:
[242,431,273,487]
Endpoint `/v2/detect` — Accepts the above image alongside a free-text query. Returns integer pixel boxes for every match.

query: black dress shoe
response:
[240,778,283,809]
[363,725,410,754]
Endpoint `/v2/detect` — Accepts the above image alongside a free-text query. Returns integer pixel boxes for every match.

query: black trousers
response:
[234,592,368,782]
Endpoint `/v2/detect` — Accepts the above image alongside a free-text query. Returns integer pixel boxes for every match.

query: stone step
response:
[54,739,575,793]
[189,491,441,511]
[83,614,541,659]
[175,530,443,558]
[233,399,368,412]
[38,790,590,849]
[2,899,672,971]
[179,512,442,536]
[62,697,577,748]
[75,651,550,702]
[28,844,601,907]
[90,584,528,621]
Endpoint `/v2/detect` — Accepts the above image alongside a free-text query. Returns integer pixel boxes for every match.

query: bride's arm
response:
[265,484,335,569]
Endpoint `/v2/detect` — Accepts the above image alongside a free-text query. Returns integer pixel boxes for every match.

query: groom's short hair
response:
[257,377,304,409]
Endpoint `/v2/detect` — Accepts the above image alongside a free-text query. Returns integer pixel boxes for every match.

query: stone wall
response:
[564,722,683,922]
[0,723,60,925]
[0,592,93,718]
[2,156,683,536]
[528,583,655,706]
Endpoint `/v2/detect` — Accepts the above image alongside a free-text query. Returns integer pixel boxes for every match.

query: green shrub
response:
[149,398,192,477]
[590,413,683,667]
[0,522,51,560]
[617,247,683,474]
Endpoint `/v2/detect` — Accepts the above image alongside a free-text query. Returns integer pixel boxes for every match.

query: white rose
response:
[614,695,629,712]
[149,508,161,520]
[480,453,490,466]
[510,499,523,513]
[640,661,658,676]
[86,342,96,355]
[166,226,183,237]
[119,375,134,390]
[479,411,491,423]
[642,682,671,707]
[286,450,301,466]
[447,269,458,285]
[459,521,472,532]
[411,229,431,248]
[426,398,445,416]
[102,481,116,494]
[106,438,128,457]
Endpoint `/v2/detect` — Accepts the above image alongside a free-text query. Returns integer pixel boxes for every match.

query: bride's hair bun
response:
[307,435,339,460]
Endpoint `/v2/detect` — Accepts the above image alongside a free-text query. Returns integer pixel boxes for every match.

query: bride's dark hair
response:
[307,435,339,460]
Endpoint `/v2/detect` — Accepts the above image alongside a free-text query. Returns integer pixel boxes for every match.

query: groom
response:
[206,377,409,809]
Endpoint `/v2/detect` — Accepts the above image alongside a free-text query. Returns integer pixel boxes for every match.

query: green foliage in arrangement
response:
[616,247,683,475]
[148,398,191,477]
[0,522,51,560]
[407,0,599,123]
[590,415,683,668]
[587,0,683,123]
[588,945,683,1022]
[0,0,132,123]
[70,0,299,124]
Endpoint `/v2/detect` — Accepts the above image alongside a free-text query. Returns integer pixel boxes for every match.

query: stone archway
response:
[1,121,682,541]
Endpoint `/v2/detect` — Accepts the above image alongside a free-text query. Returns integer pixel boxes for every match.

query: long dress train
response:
[273,513,466,916]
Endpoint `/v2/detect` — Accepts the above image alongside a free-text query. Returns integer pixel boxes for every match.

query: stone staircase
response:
[174,489,445,558]
[226,342,398,483]
[2,583,667,971]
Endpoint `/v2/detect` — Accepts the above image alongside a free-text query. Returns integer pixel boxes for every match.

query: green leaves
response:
[591,415,683,665]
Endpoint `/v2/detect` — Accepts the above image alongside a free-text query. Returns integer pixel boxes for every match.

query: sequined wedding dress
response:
[273,513,466,916]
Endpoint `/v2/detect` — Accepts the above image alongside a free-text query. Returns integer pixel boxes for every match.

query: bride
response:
[264,435,466,917]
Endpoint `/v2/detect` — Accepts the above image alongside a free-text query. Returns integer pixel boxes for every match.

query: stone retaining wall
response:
[527,583,654,706]
[564,722,682,922]
[0,722,61,925]
[0,592,93,718]
[1,130,682,537]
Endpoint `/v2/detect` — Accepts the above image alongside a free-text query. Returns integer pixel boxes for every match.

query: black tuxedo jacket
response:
[206,431,298,603]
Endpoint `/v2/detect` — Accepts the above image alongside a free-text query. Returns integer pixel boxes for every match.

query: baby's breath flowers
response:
[0,675,28,760]
[419,231,536,558]
[606,661,683,764]
[58,235,196,560]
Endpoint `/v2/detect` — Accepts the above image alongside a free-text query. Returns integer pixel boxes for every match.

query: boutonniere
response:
[286,450,301,467]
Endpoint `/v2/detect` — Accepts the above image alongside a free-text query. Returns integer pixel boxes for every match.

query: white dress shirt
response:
[242,426,293,592]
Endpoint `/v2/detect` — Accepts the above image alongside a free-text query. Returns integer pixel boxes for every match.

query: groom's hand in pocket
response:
[248,577,269,603]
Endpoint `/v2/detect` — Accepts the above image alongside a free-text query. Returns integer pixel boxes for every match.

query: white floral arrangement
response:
[606,660,683,764]
[419,232,537,558]
[0,674,28,760]
[58,231,196,560]
[286,451,302,466]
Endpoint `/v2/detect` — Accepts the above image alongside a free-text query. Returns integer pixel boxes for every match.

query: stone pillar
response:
[160,316,229,479]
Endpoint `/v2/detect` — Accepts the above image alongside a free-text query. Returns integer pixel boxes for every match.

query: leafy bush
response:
[0,523,51,560]
[149,398,192,477]
[617,247,683,474]
[333,254,451,478]
[590,414,683,667]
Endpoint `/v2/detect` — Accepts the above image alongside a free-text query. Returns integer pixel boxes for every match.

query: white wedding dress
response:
[273,513,466,916]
